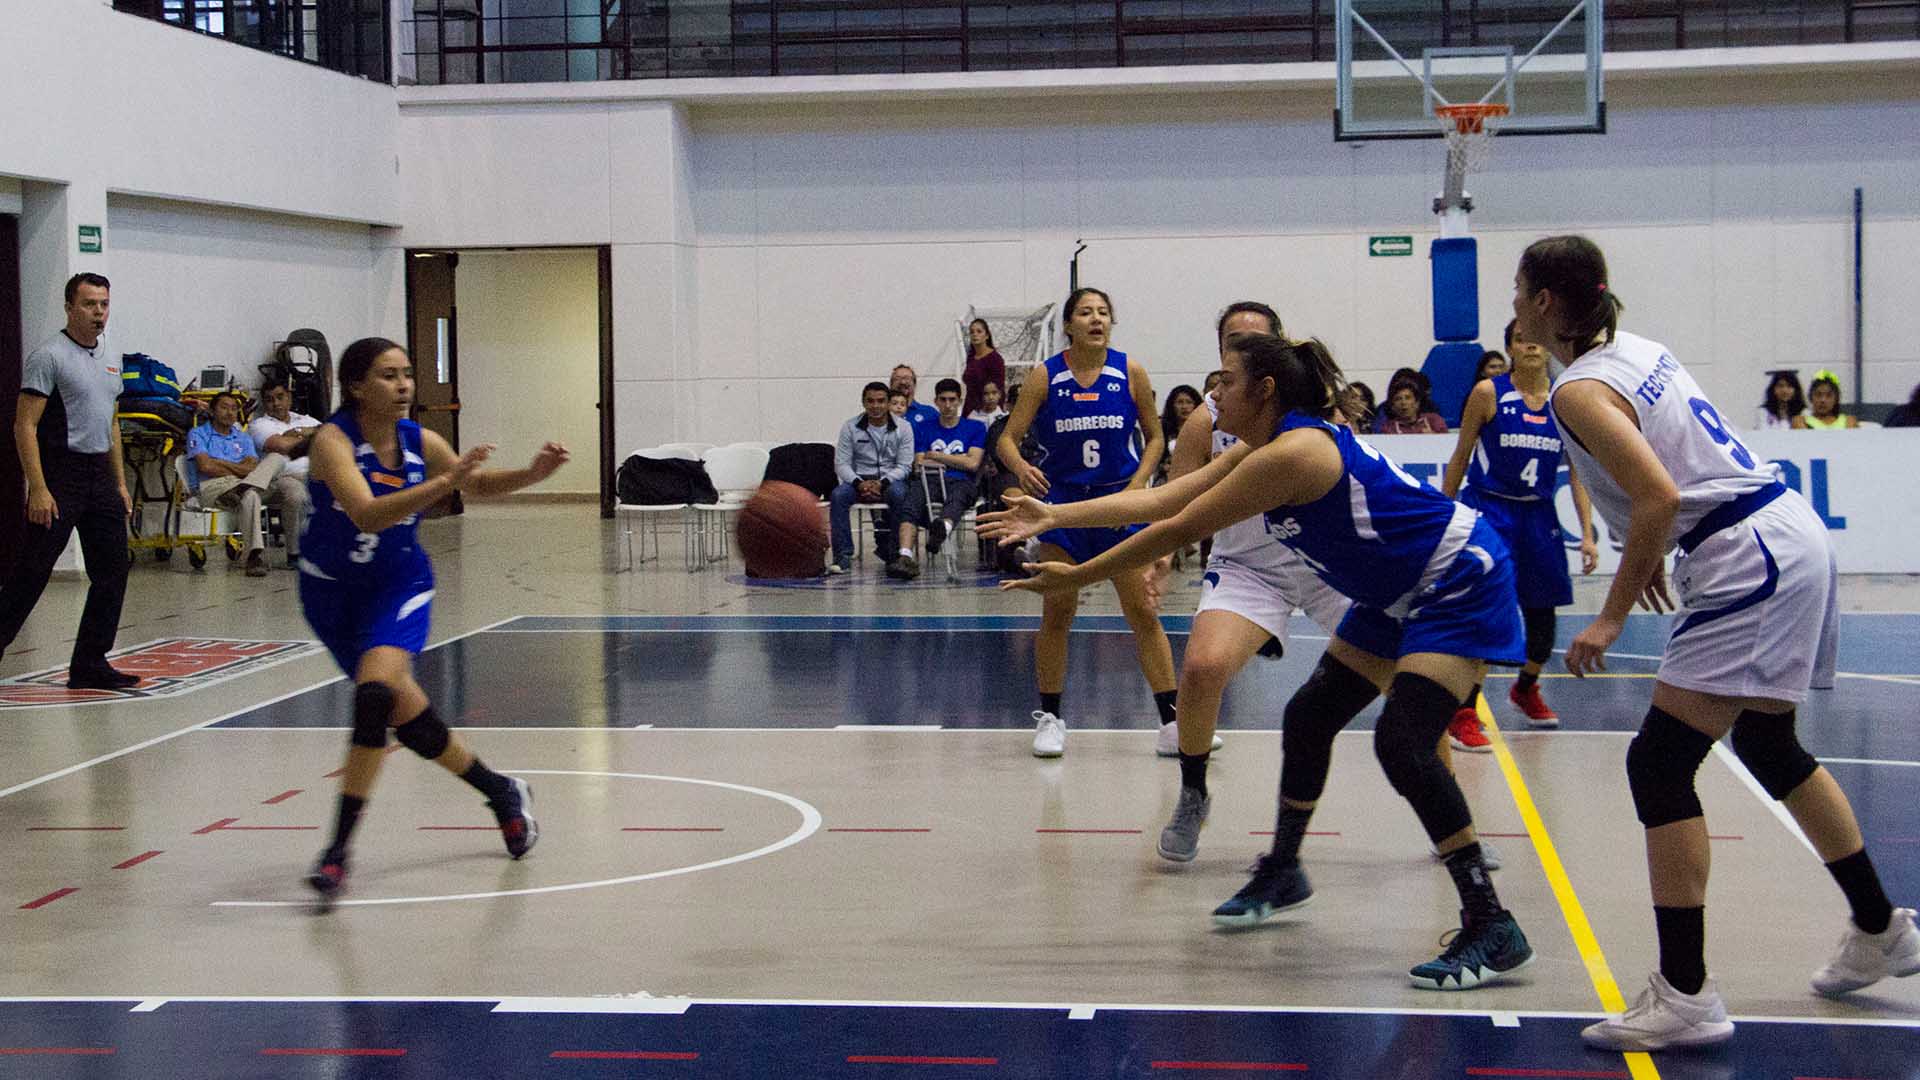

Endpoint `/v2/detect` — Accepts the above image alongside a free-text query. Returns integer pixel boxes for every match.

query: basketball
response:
[736,481,828,578]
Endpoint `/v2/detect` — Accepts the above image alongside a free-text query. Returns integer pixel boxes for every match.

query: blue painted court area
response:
[1,998,1915,1079]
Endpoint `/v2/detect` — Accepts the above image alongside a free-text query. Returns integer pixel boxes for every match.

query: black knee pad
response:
[1278,654,1379,803]
[1625,706,1715,828]
[1373,672,1473,842]
[1522,606,1556,667]
[351,682,395,749]
[393,706,450,761]
[1730,710,1817,801]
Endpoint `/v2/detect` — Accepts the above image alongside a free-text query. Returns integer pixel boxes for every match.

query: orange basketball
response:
[736,481,829,579]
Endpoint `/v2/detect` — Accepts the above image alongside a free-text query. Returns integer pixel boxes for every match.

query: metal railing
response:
[113,0,390,81]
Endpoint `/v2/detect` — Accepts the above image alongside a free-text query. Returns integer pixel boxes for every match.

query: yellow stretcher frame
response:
[117,409,244,570]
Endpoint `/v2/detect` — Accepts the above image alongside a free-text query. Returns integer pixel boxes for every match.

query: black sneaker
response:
[1211,855,1313,928]
[1409,908,1535,990]
[887,554,920,580]
[67,665,140,690]
[927,520,948,556]
[307,849,349,899]
[488,776,540,859]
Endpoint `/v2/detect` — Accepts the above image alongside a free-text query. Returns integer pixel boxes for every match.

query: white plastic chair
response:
[913,464,977,581]
[613,446,696,571]
[692,444,771,564]
[657,442,714,458]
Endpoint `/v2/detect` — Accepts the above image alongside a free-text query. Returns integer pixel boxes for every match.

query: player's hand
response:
[1000,560,1080,596]
[976,490,1056,546]
[450,443,495,489]
[26,486,58,526]
[1143,555,1173,612]
[1579,536,1599,575]
[528,441,570,479]
[1013,460,1050,498]
[1639,562,1673,613]
[1565,614,1622,677]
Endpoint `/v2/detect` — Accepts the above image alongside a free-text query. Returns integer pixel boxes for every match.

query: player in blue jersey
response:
[986,332,1533,990]
[303,337,569,902]
[1440,319,1598,748]
[995,287,1174,758]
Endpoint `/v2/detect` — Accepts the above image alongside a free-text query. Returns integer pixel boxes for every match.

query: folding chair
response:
[913,464,977,582]
[614,446,697,571]
[692,444,771,566]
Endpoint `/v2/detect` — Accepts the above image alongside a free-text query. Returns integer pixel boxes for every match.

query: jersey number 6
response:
[1082,439,1100,469]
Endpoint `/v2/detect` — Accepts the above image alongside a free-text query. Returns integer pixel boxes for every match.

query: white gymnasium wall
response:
[452,250,602,493]
[106,196,379,391]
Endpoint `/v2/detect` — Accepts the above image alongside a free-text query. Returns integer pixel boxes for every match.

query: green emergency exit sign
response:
[1368,235,1413,257]
[78,225,103,253]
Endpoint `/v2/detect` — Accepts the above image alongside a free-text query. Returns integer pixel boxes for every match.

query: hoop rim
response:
[1434,102,1510,135]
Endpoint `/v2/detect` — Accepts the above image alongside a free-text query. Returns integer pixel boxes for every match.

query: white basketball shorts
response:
[1195,548,1351,650]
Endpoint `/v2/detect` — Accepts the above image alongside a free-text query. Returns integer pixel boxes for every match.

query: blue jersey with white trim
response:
[1466,373,1564,501]
[301,410,431,582]
[1032,349,1140,491]
[1262,412,1478,614]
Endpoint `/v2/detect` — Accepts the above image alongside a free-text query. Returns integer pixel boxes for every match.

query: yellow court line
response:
[1479,700,1663,1080]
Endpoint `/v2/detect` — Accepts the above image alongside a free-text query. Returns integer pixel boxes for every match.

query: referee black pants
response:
[0,453,131,671]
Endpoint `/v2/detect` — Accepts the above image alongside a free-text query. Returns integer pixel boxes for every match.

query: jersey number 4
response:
[1518,458,1541,489]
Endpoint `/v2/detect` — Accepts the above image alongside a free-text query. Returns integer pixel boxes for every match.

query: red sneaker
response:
[1447,707,1492,753]
[1509,682,1560,728]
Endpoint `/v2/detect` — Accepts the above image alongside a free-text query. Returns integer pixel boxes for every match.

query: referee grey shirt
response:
[21,332,121,454]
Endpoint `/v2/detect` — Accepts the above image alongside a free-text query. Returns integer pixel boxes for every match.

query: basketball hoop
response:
[1436,102,1508,177]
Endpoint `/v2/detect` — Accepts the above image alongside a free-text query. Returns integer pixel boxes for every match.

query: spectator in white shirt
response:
[243,379,314,566]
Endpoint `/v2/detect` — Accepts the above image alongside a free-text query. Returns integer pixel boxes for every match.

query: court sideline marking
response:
[1479,700,1661,1080]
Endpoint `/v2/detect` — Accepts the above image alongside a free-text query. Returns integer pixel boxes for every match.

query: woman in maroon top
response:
[962,319,1005,417]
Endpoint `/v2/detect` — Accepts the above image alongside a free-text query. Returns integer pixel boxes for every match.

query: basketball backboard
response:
[1335,0,1605,140]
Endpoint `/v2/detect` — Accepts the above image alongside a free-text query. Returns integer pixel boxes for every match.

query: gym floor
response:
[2,506,1916,1079]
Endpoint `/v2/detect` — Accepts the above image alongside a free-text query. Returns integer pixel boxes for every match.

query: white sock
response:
[899,547,914,559]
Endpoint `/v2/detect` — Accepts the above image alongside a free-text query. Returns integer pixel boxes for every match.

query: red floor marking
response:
[193,818,239,835]
[260,1048,406,1057]
[0,1048,114,1056]
[1478,832,1530,838]
[847,1056,998,1066]
[1707,835,1744,841]
[419,826,497,831]
[1150,1062,1307,1072]
[550,1050,700,1060]
[323,767,346,779]
[1465,1069,1628,1078]
[27,826,125,832]
[1036,828,1142,835]
[113,851,163,870]
[224,825,319,831]
[1248,831,1342,837]
[262,789,303,805]
[623,827,725,832]
[828,828,933,833]
[19,888,78,910]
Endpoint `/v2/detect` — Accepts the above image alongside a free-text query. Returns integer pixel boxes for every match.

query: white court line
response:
[1819,756,1920,768]
[0,616,519,802]
[834,724,940,731]
[1713,742,1816,856]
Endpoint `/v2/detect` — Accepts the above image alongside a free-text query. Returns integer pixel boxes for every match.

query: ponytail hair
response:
[1223,332,1346,421]
[337,336,403,408]
[1518,235,1624,350]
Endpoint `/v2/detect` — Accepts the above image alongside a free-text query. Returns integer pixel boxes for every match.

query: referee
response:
[0,273,136,689]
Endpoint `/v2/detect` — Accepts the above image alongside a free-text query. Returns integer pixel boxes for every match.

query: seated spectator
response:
[967,380,1007,427]
[829,382,915,576]
[894,378,986,578]
[1755,370,1806,430]
[1343,381,1377,432]
[1202,369,1223,397]
[978,385,1038,573]
[961,319,1005,417]
[1475,350,1509,383]
[1374,373,1448,434]
[246,379,316,561]
[890,364,939,435]
[888,388,910,418]
[1795,370,1860,429]
[1885,382,1920,428]
[187,391,294,576]
[1155,384,1202,484]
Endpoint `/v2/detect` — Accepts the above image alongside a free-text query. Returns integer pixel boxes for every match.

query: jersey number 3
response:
[1689,398,1756,469]
[350,532,381,564]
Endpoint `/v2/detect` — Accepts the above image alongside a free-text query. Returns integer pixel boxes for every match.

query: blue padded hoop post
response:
[1422,340,1485,428]
[1431,237,1479,342]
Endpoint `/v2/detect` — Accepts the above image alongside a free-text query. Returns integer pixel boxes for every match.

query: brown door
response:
[405,251,461,515]
[0,214,21,578]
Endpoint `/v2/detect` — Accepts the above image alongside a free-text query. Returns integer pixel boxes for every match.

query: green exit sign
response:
[1368,235,1413,257]
[77,225,103,253]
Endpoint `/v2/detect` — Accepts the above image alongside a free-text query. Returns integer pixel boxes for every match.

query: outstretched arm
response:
[978,442,1250,543]
[421,429,568,498]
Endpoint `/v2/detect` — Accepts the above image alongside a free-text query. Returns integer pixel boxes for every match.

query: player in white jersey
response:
[1154,303,1350,863]
[1514,236,1918,1052]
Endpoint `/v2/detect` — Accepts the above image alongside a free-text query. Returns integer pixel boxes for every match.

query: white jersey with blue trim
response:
[1550,331,1775,550]
[1202,392,1273,563]
[1467,372,1564,501]
[1032,349,1140,491]
[300,410,431,581]
[1262,412,1478,616]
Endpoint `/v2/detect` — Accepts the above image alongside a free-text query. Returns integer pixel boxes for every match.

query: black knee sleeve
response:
[1730,709,1818,801]
[393,706,451,760]
[1372,673,1473,843]
[1279,654,1379,803]
[351,682,394,749]
[1522,606,1556,667]
[1625,706,1716,828]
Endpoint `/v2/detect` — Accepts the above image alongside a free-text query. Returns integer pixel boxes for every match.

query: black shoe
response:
[1211,854,1313,928]
[307,849,349,899]
[67,665,140,690]
[1409,908,1535,990]
[487,776,540,859]
[888,554,920,580]
[927,520,948,556]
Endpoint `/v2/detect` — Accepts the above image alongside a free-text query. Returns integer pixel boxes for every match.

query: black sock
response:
[460,759,515,804]
[1443,843,1504,923]
[1040,692,1062,717]
[1654,905,1707,995]
[1270,803,1313,864]
[327,794,365,857]
[1515,670,1538,693]
[1465,683,1483,708]
[1178,751,1209,797]
[1154,689,1178,727]
[1827,849,1895,934]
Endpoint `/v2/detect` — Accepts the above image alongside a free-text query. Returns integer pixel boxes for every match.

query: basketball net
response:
[1438,103,1506,184]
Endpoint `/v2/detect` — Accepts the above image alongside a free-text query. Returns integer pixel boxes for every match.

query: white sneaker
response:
[1812,907,1920,996]
[1031,710,1065,758]
[1154,722,1225,757]
[1430,838,1504,872]
[1581,972,1734,1052]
